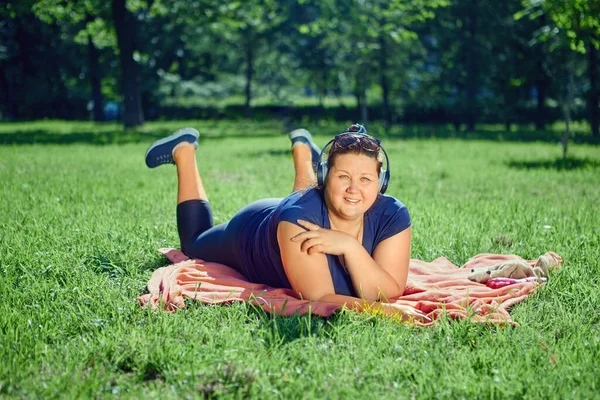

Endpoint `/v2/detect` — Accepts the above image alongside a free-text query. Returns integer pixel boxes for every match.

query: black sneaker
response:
[145,128,199,168]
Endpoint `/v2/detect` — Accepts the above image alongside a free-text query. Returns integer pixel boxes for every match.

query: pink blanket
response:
[137,249,562,326]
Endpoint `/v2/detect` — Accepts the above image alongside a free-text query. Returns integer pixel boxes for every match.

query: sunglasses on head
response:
[331,133,382,153]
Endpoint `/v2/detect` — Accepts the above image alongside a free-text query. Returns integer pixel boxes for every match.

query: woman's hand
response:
[291,219,358,256]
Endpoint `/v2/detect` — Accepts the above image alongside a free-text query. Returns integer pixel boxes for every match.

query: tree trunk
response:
[359,64,368,126]
[111,0,144,127]
[319,57,327,111]
[503,79,511,132]
[4,19,16,120]
[379,35,391,129]
[48,23,71,118]
[534,15,548,131]
[244,32,254,118]
[354,84,362,120]
[562,57,575,158]
[465,0,477,132]
[87,20,104,122]
[588,41,599,137]
[562,104,570,158]
[535,75,547,130]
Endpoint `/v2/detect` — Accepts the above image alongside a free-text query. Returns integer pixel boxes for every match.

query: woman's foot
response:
[145,128,199,168]
[289,129,321,171]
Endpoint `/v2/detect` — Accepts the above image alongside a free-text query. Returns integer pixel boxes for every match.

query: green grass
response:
[1,120,599,398]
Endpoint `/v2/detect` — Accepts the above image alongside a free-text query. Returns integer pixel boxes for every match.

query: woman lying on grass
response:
[145,124,428,322]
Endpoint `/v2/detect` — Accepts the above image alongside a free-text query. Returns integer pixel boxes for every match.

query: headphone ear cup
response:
[377,146,390,194]
[378,169,390,194]
[317,161,328,187]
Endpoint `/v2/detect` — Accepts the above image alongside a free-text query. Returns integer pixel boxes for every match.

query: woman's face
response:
[324,153,380,221]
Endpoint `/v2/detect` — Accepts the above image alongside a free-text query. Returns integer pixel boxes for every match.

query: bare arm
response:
[278,220,398,301]
[293,220,411,302]
[344,227,412,301]
[278,221,426,322]
[277,221,336,301]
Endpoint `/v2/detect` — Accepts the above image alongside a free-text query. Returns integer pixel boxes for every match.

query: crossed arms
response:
[277,219,412,304]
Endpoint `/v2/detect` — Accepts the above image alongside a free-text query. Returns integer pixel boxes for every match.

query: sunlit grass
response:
[0,120,599,398]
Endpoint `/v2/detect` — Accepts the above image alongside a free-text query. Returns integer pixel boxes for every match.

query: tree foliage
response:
[516,0,600,148]
[0,0,598,136]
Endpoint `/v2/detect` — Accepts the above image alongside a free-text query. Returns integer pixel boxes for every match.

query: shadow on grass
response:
[252,149,292,157]
[2,121,599,146]
[0,129,162,145]
[383,125,600,145]
[89,253,170,279]
[507,156,600,171]
[259,313,331,346]
[240,302,403,348]
[0,127,284,146]
[184,299,340,346]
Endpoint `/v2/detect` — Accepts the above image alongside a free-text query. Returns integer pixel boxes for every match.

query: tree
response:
[32,0,152,127]
[517,0,600,146]
[111,0,144,126]
[32,0,114,122]
[203,0,283,117]
[589,37,599,137]
[411,0,489,131]
[1,1,95,119]
[298,0,446,128]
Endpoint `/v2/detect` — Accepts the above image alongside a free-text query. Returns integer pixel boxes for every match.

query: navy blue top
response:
[236,188,411,296]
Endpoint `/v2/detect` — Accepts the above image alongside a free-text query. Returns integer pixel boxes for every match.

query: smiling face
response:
[324,153,380,221]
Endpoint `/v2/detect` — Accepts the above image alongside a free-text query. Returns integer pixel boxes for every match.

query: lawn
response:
[0,120,599,398]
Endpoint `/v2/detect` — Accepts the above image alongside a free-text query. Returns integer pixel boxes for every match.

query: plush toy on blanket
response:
[468,255,552,286]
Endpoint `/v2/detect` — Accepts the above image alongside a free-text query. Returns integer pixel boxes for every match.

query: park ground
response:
[0,120,599,398]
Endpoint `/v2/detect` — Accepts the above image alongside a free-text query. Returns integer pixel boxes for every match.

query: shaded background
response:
[1,1,598,147]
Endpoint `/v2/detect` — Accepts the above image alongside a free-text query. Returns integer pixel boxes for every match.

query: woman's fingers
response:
[300,238,322,253]
[291,230,320,242]
[404,310,432,323]
[383,303,432,323]
[291,221,322,242]
[290,222,340,255]
[307,244,325,255]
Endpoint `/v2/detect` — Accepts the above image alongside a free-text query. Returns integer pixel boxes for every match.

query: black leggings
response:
[176,198,280,276]
[176,199,241,273]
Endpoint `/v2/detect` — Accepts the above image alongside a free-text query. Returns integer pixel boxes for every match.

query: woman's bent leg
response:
[177,199,213,254]
[173,144,255,273]
[177,198,282,276]
[177,199,242,270]
[291,146,317,192]
[289,129,318,192]
[172,143,219,257]
[174,145,208,203]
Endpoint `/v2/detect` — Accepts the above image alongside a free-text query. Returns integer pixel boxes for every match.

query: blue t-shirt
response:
[236,188,411,296]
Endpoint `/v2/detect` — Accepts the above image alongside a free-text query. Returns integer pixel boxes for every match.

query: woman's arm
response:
[277,221,337,301]
[278,220,398,301]
[344,227,411,301]
[278,221,426,322]
[292,220,411,302]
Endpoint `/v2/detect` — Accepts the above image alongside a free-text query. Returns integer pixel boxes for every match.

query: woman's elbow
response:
[378,284,405,302]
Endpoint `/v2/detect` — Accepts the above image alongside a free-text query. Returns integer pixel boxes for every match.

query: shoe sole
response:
[289,128,313,141]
